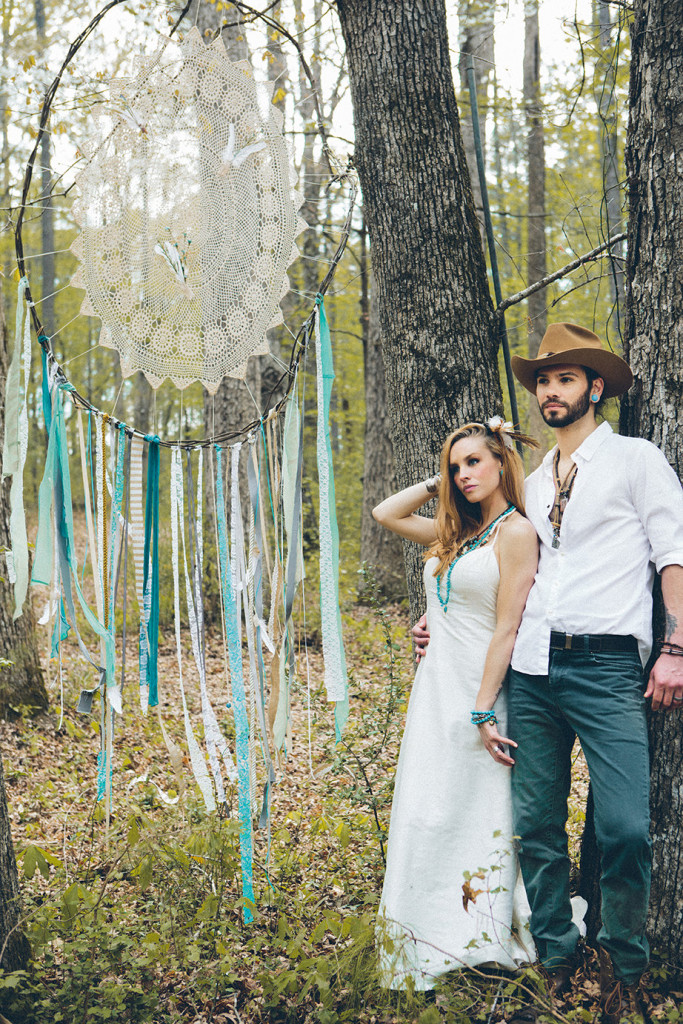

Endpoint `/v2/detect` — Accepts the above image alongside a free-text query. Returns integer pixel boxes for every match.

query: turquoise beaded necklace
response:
[436,504,515,612]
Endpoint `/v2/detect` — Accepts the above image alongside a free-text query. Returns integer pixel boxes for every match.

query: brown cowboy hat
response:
[511,323,633,400]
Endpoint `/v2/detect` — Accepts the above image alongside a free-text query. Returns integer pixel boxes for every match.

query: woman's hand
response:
[412,613,430,664]
[478,722,517,767]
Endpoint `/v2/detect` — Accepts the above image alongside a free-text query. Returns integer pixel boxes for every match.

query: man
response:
[413,323,683,1023]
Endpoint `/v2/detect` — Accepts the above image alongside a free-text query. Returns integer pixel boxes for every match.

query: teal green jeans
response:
[509,648,651,983]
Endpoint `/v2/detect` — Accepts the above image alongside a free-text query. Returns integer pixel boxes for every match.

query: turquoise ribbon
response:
[315,296,349,739]
[215,445,254,922]
[37,349,70,655]
[32,382,115,692]
[142,436,160,707]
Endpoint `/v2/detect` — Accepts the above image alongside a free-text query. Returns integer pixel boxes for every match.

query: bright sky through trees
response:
[447,0,595,94]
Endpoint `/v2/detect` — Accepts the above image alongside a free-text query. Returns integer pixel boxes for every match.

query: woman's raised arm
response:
[372,477,440,546]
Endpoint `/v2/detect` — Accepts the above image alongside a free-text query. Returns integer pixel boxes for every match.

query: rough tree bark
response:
[457,0,494,242]
[594,0,626,335]
[34,0,54,339]
[620,0,683,980]
[359,273,406,602]
[336,0,501,621]
[261,0,289,403]
[0,290,48,716]
[523,0,549,463]
[293,0,324,299]
[189,1,261,623]
[195,0,263,437]
[0,750,30,972]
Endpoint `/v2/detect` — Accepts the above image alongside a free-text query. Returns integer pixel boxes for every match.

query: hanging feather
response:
[107,99,151,136]
[153,240,194,300]
[219,122,267,175]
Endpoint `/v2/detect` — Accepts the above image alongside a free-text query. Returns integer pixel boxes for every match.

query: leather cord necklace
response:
[549,450,577,549]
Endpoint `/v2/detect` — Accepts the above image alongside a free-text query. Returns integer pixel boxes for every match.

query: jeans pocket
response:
[586,651,645,700]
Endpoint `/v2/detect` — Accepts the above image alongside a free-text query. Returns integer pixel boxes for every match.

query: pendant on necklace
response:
[552,534,560,549]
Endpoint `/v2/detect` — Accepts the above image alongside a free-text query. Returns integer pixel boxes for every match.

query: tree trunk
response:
[359,273,407,602]
[336,0,501,623]
[261,1,289,405]
[523,0,549,463]
[594,0,626,336]
[0,290,48,717]
[0,750,30,972]
[293,0,324,300]
[34,0,54,338]
[620,0,683,981]
[457,0,494,244]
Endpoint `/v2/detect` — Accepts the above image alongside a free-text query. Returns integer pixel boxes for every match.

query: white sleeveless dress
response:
[377,533,536,989]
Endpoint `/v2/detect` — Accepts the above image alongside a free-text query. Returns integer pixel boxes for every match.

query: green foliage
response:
[2,600,677,1022]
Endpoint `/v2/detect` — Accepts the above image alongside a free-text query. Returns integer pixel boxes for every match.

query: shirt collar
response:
[540,420,613,474]
[571,420,613,463]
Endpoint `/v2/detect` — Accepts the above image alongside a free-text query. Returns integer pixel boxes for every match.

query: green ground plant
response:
[0,604,680,1023]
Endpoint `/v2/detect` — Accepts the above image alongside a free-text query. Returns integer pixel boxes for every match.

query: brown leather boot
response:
[547,963,574,1000]
[505,961,574,1022]
[599,948,649,1024]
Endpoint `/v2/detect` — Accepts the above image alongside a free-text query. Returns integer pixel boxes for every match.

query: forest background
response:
[1,0,629,608]
[0,1,678,1022]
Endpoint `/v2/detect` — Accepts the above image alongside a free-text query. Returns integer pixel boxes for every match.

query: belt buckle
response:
[564,633,573,651]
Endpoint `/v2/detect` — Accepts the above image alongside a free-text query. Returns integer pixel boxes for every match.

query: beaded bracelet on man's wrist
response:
[470,709,498,727]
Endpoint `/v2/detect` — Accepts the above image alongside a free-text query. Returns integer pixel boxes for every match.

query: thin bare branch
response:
[228,0,336,174]
[496,233,627,314]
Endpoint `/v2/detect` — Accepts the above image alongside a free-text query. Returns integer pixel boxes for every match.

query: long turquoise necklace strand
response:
[436,504,515,613]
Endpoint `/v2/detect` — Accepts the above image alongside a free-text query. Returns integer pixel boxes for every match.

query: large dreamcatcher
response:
[71,27,307,391]
[8,3,357,922]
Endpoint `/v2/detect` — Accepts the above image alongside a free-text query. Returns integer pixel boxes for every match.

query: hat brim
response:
[511,348,633,400]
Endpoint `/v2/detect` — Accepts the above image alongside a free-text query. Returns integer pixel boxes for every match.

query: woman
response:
[372,418,539,989]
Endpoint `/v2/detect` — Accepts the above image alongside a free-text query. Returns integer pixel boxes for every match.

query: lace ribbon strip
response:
[23,290,349,923]
[314,296,349,736]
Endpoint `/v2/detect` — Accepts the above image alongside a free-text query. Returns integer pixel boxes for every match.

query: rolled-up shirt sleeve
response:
[629,441,683,572]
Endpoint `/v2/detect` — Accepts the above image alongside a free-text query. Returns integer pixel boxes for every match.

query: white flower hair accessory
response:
[486,416,515,449]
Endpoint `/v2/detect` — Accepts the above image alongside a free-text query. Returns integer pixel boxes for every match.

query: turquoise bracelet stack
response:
[470,709,497,727]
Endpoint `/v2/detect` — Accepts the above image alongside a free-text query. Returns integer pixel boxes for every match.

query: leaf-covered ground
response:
[1,603,681,1023]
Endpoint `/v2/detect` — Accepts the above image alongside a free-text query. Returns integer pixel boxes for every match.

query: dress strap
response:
[485,507,515,549]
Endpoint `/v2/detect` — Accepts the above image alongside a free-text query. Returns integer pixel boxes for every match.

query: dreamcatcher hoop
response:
[14,0,357,446]
[7,1,357,926]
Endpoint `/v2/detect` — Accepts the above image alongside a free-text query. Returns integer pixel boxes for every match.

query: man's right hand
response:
[412,613,431,664]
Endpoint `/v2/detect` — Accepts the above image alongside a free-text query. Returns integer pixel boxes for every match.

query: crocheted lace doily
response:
[70,28,306,393]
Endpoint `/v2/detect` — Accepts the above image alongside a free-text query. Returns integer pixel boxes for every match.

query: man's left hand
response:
[645,652,683,710]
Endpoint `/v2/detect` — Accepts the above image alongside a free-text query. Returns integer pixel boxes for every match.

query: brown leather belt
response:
[549,631,639,654]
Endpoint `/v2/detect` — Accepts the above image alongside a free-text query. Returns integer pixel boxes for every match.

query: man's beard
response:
[539,385,591,427]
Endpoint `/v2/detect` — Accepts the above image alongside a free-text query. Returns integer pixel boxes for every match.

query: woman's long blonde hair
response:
[428,422,539,576]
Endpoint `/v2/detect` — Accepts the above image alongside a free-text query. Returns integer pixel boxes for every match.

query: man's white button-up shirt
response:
[511,421,683,675]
